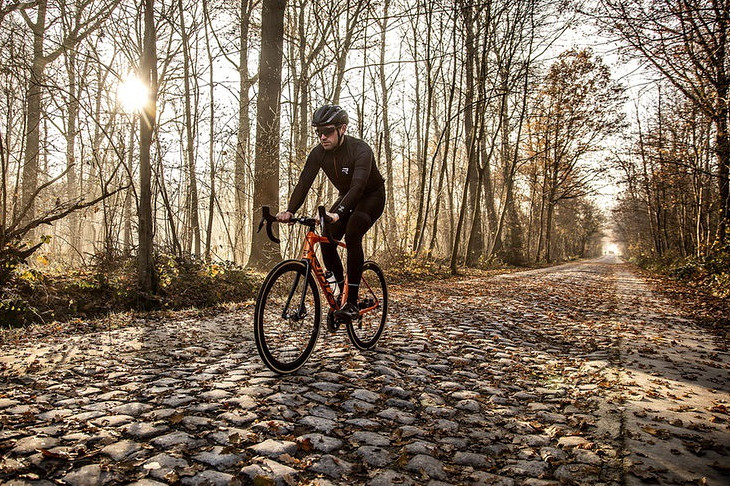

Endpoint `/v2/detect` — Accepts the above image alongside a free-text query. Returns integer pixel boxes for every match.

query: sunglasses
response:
[315,126,338,137]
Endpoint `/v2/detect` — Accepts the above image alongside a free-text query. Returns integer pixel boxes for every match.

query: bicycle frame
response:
[255,206,389,373]
[258,205,381,318]
[301,229,347,310]
[357,275,380,314]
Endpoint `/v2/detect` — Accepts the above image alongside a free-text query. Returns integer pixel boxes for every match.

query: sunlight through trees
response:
[0,0,726,304]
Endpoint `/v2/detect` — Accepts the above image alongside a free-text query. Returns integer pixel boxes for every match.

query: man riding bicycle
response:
[276,105,385,322]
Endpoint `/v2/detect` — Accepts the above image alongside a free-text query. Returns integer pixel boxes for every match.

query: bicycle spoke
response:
[346,261,388,350]
[254,261,320,373]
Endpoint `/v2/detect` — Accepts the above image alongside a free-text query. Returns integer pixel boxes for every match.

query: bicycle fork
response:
[281,262,311,321]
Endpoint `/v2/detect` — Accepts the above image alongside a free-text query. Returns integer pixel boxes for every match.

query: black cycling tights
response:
[320,187,385,304]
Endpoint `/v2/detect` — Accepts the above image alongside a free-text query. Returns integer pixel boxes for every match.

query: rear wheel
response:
[254,260,320,374]
[346,261,387,350]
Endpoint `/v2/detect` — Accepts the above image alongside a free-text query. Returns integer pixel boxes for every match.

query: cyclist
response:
[276,105,385,322]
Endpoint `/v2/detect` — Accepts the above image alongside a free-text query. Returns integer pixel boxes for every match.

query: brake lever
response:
[318,206,337,244]
[257,206,280,244]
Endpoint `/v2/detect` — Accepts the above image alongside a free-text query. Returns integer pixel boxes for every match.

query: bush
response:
[377,250,453,284]
[631,243,730,299]
[0,255,262,328]
[157,255,259,309]
[698,242,730,298]
[0,297,34,325]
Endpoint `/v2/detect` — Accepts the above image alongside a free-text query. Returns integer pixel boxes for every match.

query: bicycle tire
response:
[254,260,321,374]
[346,260,388,350]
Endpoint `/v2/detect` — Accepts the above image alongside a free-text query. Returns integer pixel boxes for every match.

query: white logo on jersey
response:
[342,167,349,175]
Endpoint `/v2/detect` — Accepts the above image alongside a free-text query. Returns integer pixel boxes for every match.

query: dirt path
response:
[489,256,729,484]
[609,260,729,484]
[0,257,728,485]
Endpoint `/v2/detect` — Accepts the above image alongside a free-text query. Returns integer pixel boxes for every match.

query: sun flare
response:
[117,75,148,113]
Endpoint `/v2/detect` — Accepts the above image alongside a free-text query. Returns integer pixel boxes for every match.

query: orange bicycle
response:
[254,206,388,374]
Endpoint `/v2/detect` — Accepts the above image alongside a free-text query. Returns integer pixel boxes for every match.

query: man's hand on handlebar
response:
[274,208,338,225]
[276,210,294,223]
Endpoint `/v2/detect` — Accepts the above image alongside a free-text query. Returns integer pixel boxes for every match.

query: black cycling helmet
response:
[312,104,349,127]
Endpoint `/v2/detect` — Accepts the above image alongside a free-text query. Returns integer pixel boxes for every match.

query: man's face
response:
[315,124,345,150]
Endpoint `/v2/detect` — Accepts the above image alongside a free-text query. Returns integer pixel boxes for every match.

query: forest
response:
[1,0,728,324]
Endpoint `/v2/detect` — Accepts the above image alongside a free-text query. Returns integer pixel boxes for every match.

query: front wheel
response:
[346,261,388,350]
[254,260,320,374]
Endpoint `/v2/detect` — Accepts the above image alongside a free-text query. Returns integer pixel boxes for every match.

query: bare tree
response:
[529,49,625,262]
[233,0,258,264]
[450,0,479,273]
[596,0,730,242]
[202,0,216,261]
[410,1,436,254]
[249,0,287,270]
[376,0,398,244]
[329,0,369,104]
[177,0,201,258]
[138,0,158,300]
[18,0,119,227]
[289,0,331,163]
[616,86,717,259]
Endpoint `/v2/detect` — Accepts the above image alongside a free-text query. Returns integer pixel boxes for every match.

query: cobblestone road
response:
[1,257,728,485]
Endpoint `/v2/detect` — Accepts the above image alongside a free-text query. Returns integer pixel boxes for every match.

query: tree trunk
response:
[138,0,158,302]
[450,143,474,274]
[235,0,255,264]
[460,0,482,266]
[466,165,485,265]
[450,111,480,274]
[20,0,49,228]
[496,64,528,265]
[429,49,458,254]
[412,4,433,254]
[330,2,365,104]
[707,0,728,243]
[64,46,81,261]
[473,29,497,261]
[178,0,201,258]
[378,0,397,245]
[203,0,216,262]
[536,151,548,261]
[123,125,134,256]
[157,138,183,257]
[249,0,287,271]
[295,5,310,166]
[715,105,729,243]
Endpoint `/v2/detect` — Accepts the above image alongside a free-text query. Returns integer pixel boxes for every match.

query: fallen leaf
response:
[253,476,276,486]
[39,449,68,460]
[163,470,180,483]
[641,425,671,440]
[278,453,299,466]
[297,438,313,452]
[709,404,728,415]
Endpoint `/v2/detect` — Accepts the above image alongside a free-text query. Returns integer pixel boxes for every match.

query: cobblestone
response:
[1,257,728,484]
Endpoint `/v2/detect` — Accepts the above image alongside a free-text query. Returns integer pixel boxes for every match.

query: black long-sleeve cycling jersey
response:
[286,135,385,217]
